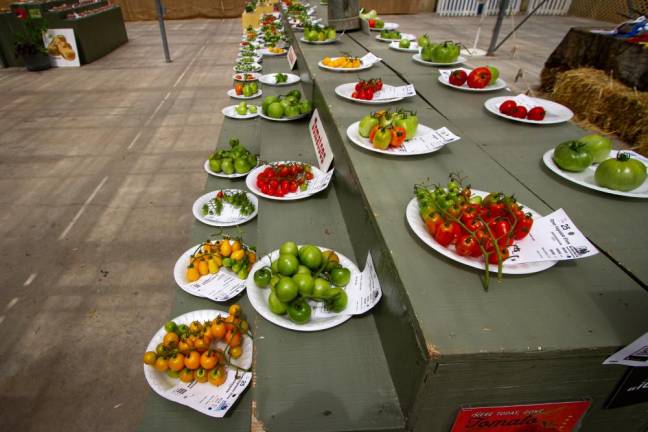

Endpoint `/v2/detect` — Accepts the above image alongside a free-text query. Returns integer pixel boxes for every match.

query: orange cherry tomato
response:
[226,331,242,348]
[200,350,218,370]
[154,357,168,372]
[230,346,242,359]
[163,332,179,347]
[195,367,208,383]
[168,353,185,372]
[194,338,209,352]
[143,351,157,365]
[228,304,242,318]
[184,350,201,370]
[179,368,194,383]
[208,366,227,386]
[211,321,226,340]
[178,339,192,354]
[224,315,236,331]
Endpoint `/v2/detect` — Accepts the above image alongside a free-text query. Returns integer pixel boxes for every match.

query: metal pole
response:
[487,0,510,56]
[155,0,171,62]
[491,0,551,53]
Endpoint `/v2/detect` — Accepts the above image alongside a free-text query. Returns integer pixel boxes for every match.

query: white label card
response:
[512,93,539,110]
[374,84,416,100]
[603,333,648,367]
[182,270,246,302]
[287,45,297,70]
[309,109,334,172]
[506,208,598,264]
[306,169,334,194]
[390,127,461,154]
[165,371,252,417]
[360,52,381,65]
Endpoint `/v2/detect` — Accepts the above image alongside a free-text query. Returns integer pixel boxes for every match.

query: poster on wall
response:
[43,29,80,67]
[450,401,591,432]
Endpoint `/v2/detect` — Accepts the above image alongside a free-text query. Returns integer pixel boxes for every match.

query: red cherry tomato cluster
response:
[351,78,383,100]
[416,180,534,266]
[256,163,314,197]
[499,100,546,121]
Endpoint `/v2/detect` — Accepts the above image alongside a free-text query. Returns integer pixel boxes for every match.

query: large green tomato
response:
[293,273,314,296]
[417,34,429,48]
[325,288,348,313]
[296,265,311,275]
[359,114,379,138]
[399,38,410,49]
[299,245,323,270]
[254,268,272,288]
[306,29,318,41]
[287,89,301,101]
[330,267,350,287]
[267,102,284,119]
[553,141,593,172]
[578,134,612,163]
[277,254,299,276]
[268,292,288,315]
[234,158,251,174]
[312,277,331,299]
[262,96,278,114]
[285,105,301,118]
[287,298,311,324]
[279,241,298,256]
[326,28,336,40]
[270,258,279,273]
[221,158,235,175]
[595,152,647,192]
[275,276,298,302]
[431,42,460,63]
[421,44,435,62]
[209,158,222,173]
[298,100,312,114]
[394,112,418,140]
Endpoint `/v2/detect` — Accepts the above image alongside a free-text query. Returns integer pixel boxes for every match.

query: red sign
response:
[451,401,591,432]
[308,109,333,172]
[287,45,297,70]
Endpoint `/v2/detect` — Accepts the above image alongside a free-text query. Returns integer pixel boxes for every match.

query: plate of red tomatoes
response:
[485,95,573,124]
[246,161,325,200]
[406,185,557,274]
[438,67,507,92]
[334,80,404,104]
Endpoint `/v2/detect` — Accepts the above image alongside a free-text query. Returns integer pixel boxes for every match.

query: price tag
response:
[287,45,297,70]
[360,52,381,65]
[506,208,598,264]
[309,109,334,172]
[373,84,416,100]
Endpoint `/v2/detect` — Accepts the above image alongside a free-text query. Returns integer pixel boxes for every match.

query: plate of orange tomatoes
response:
[142,308,253,417]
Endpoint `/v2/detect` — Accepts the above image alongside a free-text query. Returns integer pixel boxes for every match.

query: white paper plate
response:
[300,36,337,44]
[334,83,403,104]
[375,33,415,43]
[222,105,260,120]
[143,309,253,415]
[203,159,251,179]
[369,22,399,31]
[246,247,358,331]
[227,88,263,100]
[542,149,648,198]
[233,63,262,73]
[192,190,259,227]
[246,161,328,201]
[413,53,466,67]
[236,55,263,64]
[484,96,574,125]
[259,47,287,56]
[405,192,557,274]
[318,58,373,72]
[388,40,419,52]
[173,243,248,301]
[346,122,445,156]
[259,111,309,122]
[438,72,507,92]
[259,73,301,86]
[232,72,260,82]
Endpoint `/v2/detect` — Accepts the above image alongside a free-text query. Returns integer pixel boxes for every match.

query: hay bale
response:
[550,68,648,156]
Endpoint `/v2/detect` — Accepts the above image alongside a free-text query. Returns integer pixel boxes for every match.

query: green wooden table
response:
[139,6,648,432]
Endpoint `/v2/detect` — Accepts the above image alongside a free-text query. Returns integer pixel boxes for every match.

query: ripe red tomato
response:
[512,106,528,119]
[513,214,534,240]
[527,106,546,121]
[488,248,510,264]
[434,221,460,247]
[455,234,480,257]
[499,100,517,115]
[467,67,491,89]
[448,69,468,86]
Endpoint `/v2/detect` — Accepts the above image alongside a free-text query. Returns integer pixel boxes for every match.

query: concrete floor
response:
[0,12,610,431]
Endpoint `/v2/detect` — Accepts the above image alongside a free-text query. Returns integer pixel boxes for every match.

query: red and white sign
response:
[309,109,333,172]
[451,401,591,432]
[287,45,297,70]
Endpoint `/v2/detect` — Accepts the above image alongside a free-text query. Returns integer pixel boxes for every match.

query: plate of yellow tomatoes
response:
[318,56,373,72]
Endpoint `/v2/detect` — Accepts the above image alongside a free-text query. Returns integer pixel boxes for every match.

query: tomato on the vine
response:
[435,221,460,247]
[455,234,480,257]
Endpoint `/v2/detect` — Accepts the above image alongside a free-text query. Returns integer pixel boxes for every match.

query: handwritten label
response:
[374,84,416,100]
[506,208,598,264]
[309,109,334,172]
[306,169,334,194]
[287,45,297,70]
[385,126,460,154]
[360,52,381,66]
